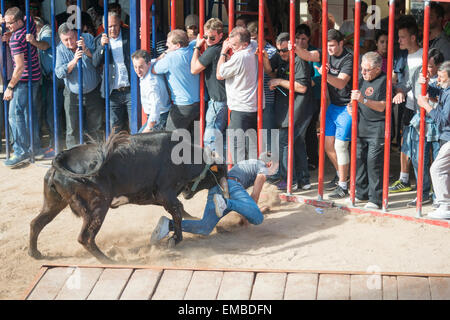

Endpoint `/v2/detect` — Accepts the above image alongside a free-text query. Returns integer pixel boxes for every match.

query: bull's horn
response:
[220,177,230,199]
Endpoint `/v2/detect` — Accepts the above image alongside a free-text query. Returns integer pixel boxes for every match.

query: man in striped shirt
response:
[3,7,42,167]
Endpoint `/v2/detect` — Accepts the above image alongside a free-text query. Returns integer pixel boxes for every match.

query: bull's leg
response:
[71,196,113,263]
[159,192,184,247]
[29,184,68,259]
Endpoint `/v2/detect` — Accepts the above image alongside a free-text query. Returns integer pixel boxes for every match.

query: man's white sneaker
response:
[428,207,450,220]
[150,216,170,245]
[213,194,227,218]
[364,202,380,210]
[346,197,368,205]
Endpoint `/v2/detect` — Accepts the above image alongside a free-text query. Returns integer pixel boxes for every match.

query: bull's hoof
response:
[28,248,44,260]
[168,238,176,249]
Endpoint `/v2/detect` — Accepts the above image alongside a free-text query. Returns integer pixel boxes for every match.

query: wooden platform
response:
[23,265,450,300]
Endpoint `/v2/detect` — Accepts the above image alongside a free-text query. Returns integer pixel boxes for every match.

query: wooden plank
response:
[284,273,318,300]
[184,271,223,300]
[382,276,398,300]
[350,275,382,300]
[317,274,350,300]
[40,263,450,278]
[429,277,450,300]
[250,273,287,300]
[217,272,255,300]
[397,276,431,300]
[120,269,163,300]
[27,267,75,300]
[23,267,48,300]
[56,267,103,300]
[152,270,193,300]
[87,268,133,300]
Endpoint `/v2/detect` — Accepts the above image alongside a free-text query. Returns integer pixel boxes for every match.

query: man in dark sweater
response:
[347,52,387,210]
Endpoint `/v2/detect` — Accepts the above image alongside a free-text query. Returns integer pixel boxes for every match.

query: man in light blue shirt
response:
[55,22,102,149]
[152,29,200,136]
[131,49,171,132]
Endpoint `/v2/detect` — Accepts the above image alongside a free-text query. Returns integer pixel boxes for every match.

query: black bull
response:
[28,131,228,263]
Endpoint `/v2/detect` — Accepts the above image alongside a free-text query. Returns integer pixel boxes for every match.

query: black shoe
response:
[325,174,339,191]
[328,185,349,199]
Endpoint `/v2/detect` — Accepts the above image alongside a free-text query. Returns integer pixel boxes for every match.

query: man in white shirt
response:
[217,26,259,163]
[389,17,423,195]
[131,49,171,132]
[93,11,131,133]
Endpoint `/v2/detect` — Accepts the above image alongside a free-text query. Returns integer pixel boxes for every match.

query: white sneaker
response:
[301,184,312,190]
[428,207,450,220]
[150,216,170,244]
[364,202,380,210]
[213,194,227,218]
[346,197,367,205]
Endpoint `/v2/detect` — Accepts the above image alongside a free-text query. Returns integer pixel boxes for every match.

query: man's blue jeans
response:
[138,111,169,133]
[204,100,227,153]
[175,179,263,236]
[110,89,131,133]
[9,81,40,157]
[63,87,103,149]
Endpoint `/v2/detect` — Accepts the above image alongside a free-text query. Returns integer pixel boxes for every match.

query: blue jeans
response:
[9,81,41,157]
[109,89,131,133]
[63,87,103,149]
[410,139,432,199]
[40,76,64,148]
[203,100,227,153]
[176,180,263,236]
[138,111,169,133]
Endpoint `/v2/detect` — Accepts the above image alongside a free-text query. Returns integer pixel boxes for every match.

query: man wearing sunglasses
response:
[191,18,227,156]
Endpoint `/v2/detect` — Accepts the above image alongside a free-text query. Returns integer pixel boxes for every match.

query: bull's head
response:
[182,149,229,200]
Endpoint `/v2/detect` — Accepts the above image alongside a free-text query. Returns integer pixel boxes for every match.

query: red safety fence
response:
[164,0,438,214]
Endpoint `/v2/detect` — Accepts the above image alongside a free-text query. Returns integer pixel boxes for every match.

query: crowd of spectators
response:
[0,1,449,219]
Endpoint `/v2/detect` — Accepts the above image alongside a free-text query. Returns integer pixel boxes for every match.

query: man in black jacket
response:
[93,11,131,133]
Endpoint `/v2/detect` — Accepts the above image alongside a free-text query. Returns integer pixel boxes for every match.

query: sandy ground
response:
[0,158,450,300]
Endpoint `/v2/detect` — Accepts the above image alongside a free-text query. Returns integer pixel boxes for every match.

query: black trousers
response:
[165,102,201,137]
[228,110,257,164]
[305,98,320,167]
[356,136,385,206]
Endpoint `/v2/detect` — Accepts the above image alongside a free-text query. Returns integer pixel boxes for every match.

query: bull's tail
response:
[52,131,131,178]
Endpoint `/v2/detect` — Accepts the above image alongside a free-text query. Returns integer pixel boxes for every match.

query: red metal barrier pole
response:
[349,0,361,205]
[199,0,205,147]
[227,0,234,169]
[140,0,152,128]
[287,0,295,195]
[417,1,430,217]
[382,0,395,212]
[171,0,176,30]
[228,0,235,31]
[257,0,264,156]
[317,0,329,200]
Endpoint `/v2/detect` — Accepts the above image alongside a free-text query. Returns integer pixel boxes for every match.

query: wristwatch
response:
[363,97,368,104]
[195,46,202,50]
[7,85,13,91]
